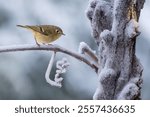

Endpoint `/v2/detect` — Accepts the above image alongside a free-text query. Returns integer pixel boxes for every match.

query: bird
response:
[17,25,65,45]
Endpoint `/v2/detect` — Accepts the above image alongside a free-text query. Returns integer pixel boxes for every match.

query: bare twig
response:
[0,44,98,72]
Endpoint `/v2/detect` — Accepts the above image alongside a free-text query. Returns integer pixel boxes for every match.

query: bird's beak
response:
[62,33,65,36]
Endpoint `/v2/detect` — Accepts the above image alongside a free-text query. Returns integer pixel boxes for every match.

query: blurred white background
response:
[0,0,149,99]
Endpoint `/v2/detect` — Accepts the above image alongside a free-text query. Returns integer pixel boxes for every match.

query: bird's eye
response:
[56,30,59,33]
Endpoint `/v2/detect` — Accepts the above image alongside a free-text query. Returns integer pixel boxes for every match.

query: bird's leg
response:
[34,36,40,46]
[36,42,40,46]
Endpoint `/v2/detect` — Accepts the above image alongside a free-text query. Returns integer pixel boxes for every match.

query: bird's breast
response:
[34,32,61,44]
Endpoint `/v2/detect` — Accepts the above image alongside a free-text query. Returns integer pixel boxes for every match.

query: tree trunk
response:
[86,0,145,99]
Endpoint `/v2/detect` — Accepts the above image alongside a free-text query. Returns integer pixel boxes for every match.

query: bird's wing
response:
[39,25,53,36]
[26,25,52,36]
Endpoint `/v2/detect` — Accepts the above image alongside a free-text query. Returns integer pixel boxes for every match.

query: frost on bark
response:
[86,0,145,99]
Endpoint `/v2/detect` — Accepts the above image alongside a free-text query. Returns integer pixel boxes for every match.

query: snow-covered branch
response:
[86,0,145,100]
[86,0,113,44]
[78,42,98,64]
[0,44,98,72]
[54,58,69,87]
[45,52,59,87]
[45,52,69,88]
[125,19,140,38]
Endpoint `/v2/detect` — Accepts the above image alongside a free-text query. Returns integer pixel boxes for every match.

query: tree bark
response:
[86,0,145,99]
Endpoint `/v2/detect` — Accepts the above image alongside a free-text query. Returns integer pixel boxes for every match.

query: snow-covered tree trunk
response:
[86,0,145,99]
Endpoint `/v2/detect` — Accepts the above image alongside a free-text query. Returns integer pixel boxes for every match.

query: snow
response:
[117,82,139,100]
[100,29,112,42]
[111,0,120,35]
[125,19,139,38]
[78,42,89,54]
[99,68,116,81]
[86,7,93,21]
[78,42,96,55]
[45,51,61,87]
[86,0,113,40]
[93,84,103,100]
[45,53,69,88]
[100,30,110,38]
[89,0,98,8]
[54,57,69,86]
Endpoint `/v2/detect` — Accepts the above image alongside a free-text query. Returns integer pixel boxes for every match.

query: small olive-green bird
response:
[17,25,65,45]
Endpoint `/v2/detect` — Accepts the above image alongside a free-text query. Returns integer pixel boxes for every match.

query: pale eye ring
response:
[56,30,59,33]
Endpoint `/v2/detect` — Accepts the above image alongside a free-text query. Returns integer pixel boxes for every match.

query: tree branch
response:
[45,51,61,87]
[86,0,145,100]
[78,42,98,64]
[0,44,98,72]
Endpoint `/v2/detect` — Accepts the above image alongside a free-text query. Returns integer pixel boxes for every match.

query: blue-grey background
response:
[0,0,149,99]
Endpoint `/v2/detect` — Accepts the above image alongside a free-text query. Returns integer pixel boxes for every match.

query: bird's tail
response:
[17,25,36,32]
[17,25,26,28]
[17,25,29,29]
